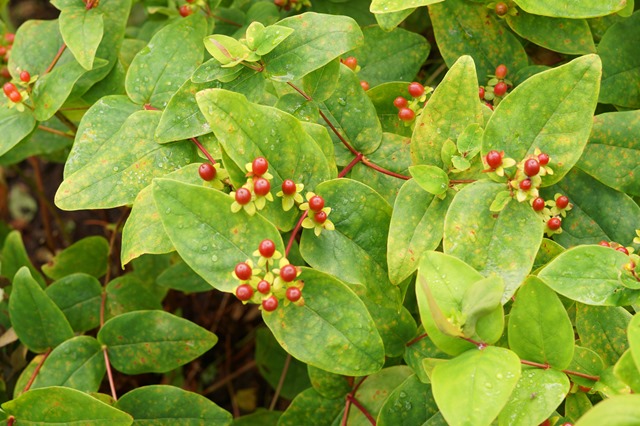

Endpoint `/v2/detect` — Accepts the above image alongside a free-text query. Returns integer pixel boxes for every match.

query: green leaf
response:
[156,261,212,293]
[498,368,570,426]
[506,11,595,55]
[301,59,340,103]
[429,0,528,80]
[366,82,413,137]
[105,275,163,318]
[31,336,105,393]
[378,375,438,426]
[42,236,109,280]
[307,365,351,399]
[574,395,640,426]
[508,276,575,369]
[538,246,640,306]
[576,304,631,366]
[191,58,242,84]
[460,276,504,337]
[404,328,449,383]
[370,0,442,13]
[8,20,63,78]
[55,110,197,210]
[444,180,544,302]
[126,13,206,108]
[299,179,399,307]
[115,385,232,425]
[152,179,284,292]
[431,347,521,426]
[578,111,640,196]
[629,314,640,380]
[513,0,628,19]
[594,365,630,397]
[45,273,102,332]
[614,350,640,393]
[348,25,430,87]
[232,409,281,426]
[0,230,46,287]
[277,388,343,426]
[533,238,565,271]
[59,4,104,70]
[411,55,483,168]
[409,165,449,195]
[248,23,295,56]
[98,310,217,374]
[2,386,133,425]
[482,55,602,186]
[566,346,605,388]
[565,392,594,423]
[364,302,417,358]
[374,9,415,32]
[263,12,363,82]
[204,34,255,67]
[263,268,384,376]
[597,11,640,108]
[0,106,36,157]
[9,267,74,353]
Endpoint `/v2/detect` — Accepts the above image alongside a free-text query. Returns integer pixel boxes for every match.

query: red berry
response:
[578,385,591,393]
[253,177,271,196]
[538,421,551,426]
[617,246,630,255]
[393,96,408,109]
[495,64,508,79]
[360,80,370,91]
[252,157,268,176]
[308,195,324,212]
[19,70,30,83]
[235,284,253,301]
[3,82,15,96]
[8,90,21,103]
[286,287,302,302]
[524,158,540,177]
[532,197,545,212]
[198,163,216,181]
[281,179,296,195]
[262,295,279,312]
[257,280,271,294]
[519,179,532,191]
[485,150,502,169]
[4,33,14,43]
[0,67,10,79]
[556,195,569,209]
[408,82,425,98]
[561,423,573,426]
[494,81,508,97]
[235,262,252,280]
[258,239,276,258]
[235,187,252,205]
[479,86,485,99]
[274,0,286,6]
[398,107,415,121]
[186,0,194,2]
[547,217,562,231]
[485,102,494,110]
[0,46,6,56]
[179,4,192,16]
[538,152,550,165]
[280,264,297,282]
[495,2,508,16]
[342,56,357,71]
[314,211,327,224]
[599,240,611,247]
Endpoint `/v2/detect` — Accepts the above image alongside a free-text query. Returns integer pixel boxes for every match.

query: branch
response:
[22,348,52,393]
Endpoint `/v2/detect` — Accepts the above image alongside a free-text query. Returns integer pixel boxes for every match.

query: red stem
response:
[520,360,599,381]
[347,395,376,425]
[190,137,216,165]
[338,153,363,178]
[45,44,67,74]
[361,157,410,180]
[103,348,118,400]
[22,348,52,393]
[341,377,369,426]
[286,211,308,257]
[405,333,429,347]
[7,416,14,426]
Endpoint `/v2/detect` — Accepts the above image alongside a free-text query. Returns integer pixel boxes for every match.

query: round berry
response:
[556,195,569,209]
[235,284,253,301]
[495,2,508,16]
[258,239,276,258]
[393,96,408,109]
[360,80,370,91]
[578,386,591,393]
[8,90,21,103]
[479,86,485,100]
[561,423,573,426]
[253,177,271,196]
[198,163,216,181]
[257,280,271,294]
[532,197,545,212]
[342,56,357,71]
[547,217,562,230]
[485,150,502,169]
[3,82,16,96]
[281,179,296,195]
[314,211,327,224]
[262,295,279,312]
[616,246,630,255]
[308,195,325,212]
[286,287,302,302]
[408,82,425,98]
[539,421,551,426]
[538,152,550,165]
[494,81,508,97]
[599,240,611,247]
[274,0,286,6]
[519,179,532,191]
[495,64,508,79]
[19,70,30,83]
[4,33,14,43]
[280,264,298,282]
[398,107,415,121]
[524,158,540,177]
[0,46,6,56]
[235,187,252,205]
[235,262,252,280]
[179,4,192,16]
[0,67,10,79]
[252,157,268,176]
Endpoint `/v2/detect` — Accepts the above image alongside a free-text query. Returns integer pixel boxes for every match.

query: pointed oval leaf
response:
[576,304,631,366]
[614,350,640,393]
[42,236,109,280]
[409,165,449,195]
[629,314,640,378]
[301,59,340,103]
[9,267,74,353]
[482,55,602,186]
[45,273,102,332]
[156,261,211,293]
[403,327,449,383]
[59,5,104,70]
[574,394,640,426]
[566,346,605,388]
[307,365,352,399]
[513,0,628,19]
[432,347,521,426]
[115,385,232,425]
[8,20,63,78]
[0,106,36,157]
[378,375,438,426]
[105,275,163,318]
[1,230,46,287]
[277,388,343,426]
[370,0,442,13]
[508,276,575,369]
[98,310,217,374]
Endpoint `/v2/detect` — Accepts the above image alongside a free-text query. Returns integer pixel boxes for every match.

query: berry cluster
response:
[599,240,634,256]
[3,67,34,111]
[0,32,15,80]
[233,239,304,312]
[300,193,335,236]
[230,157,275,215]
[274,0,310,11]
[394,81,432,124]
[479,64,512,108]
[340,56,370,91]
[198,161,229,190]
